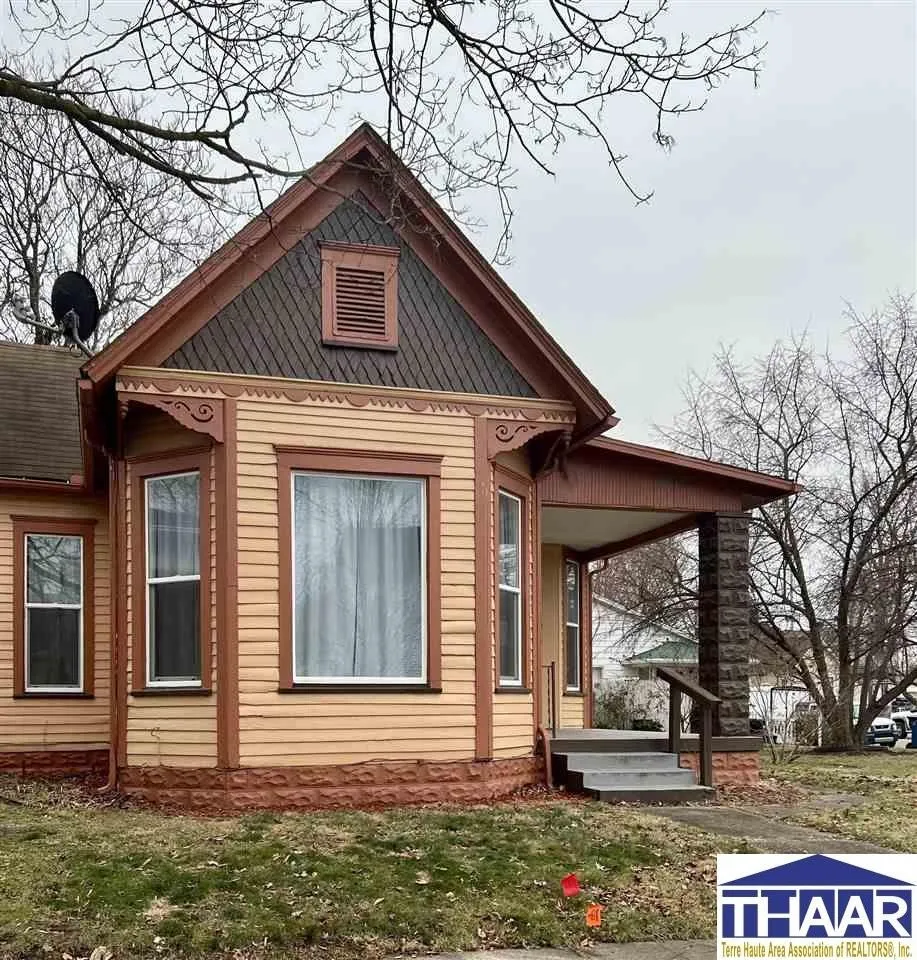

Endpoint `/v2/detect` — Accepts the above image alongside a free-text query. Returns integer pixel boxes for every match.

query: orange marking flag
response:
[585,903,604,928]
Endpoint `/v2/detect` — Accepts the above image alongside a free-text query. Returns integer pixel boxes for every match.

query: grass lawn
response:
[0,778,750,960]
[762,749,917,851]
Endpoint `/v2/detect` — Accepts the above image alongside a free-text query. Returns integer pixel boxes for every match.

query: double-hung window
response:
[145,471,202,686]
[25,534,83,691]
[13,517,94,697]
[498,490,523,687]
[564,560,581,692]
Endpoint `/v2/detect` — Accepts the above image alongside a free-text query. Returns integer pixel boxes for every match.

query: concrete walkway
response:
[431,943,712,960]
[649,803,892,854]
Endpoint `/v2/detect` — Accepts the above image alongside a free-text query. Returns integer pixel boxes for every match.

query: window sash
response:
[291,470,427,684]
[498,491,523,686]
[565,560,581,692]
[145,471,202,687]
[24,533,83,692]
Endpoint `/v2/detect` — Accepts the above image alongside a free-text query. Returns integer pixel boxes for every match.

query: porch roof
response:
[539,436,798,560]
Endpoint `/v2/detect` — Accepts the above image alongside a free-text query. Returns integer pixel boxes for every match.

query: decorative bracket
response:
[487,419,566,460]
[119,392,224,443]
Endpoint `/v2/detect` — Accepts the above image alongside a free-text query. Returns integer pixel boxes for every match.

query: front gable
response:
[163,195,537,398]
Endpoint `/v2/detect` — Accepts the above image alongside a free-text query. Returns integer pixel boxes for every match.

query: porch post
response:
[697,512,751,736]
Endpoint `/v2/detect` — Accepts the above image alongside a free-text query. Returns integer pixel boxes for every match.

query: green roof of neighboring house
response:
[625,639,698,664]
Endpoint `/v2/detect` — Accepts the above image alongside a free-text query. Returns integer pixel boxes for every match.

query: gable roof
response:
[84,124,613,438]
[625,638,698,664]
[162,194,539,397]
[0,341,84,483]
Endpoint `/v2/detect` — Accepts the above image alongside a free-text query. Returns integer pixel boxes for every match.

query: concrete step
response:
[589,784,715,805]
[562,751,680,772]
[580,769,697,789]
[551,735,669,753]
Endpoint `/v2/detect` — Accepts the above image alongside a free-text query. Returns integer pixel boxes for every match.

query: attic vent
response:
[320,242,399,349]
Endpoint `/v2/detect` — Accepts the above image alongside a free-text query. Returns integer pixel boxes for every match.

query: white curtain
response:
[293,473,424,680]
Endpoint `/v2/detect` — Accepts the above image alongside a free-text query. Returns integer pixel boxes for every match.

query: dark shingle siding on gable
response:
[0,342,83,481]
[163,196,537,398]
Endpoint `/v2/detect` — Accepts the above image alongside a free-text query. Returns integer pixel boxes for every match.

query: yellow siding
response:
[124,410,218,767]
[236,397,480,766]
[541,544,584,729]
[0,494,110,751]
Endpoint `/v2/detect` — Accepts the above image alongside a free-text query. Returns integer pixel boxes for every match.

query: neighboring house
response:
[590,596,811,737]
[0,124,796,809]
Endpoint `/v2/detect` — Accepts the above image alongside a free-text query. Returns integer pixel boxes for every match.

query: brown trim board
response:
[275,446,442,692]
[11,516,97,698]
[473,417,493,760]
[215,399,239,768]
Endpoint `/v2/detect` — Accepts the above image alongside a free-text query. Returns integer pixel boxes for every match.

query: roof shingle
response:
[0,341,84,482]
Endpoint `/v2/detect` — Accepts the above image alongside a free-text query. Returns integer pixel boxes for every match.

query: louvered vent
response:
[333,266,388,340]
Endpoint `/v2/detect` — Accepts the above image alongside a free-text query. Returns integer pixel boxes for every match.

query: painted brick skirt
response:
[679,750,760,786]
[0,748,109,779]
[120,756,545,812]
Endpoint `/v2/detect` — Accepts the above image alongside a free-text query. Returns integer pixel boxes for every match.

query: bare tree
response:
[0,87,223,348]
[660,295,917,749]
[0,2,766,260]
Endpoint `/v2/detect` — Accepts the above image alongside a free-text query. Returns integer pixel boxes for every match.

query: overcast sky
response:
[497,0,917,442]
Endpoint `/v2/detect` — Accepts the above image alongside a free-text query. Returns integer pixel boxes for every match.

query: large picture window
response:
[13,517,95,697]
[498,490,523,687]
[25,534,83,691]
[564,560,581,692]
[292,472,425,682]
[145,471,202,685]
[277,447,442,691]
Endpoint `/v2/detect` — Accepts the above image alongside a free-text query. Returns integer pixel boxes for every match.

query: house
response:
[0,125,798,809]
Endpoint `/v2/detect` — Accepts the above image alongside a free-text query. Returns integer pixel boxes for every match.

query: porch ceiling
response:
[541,506,693,553]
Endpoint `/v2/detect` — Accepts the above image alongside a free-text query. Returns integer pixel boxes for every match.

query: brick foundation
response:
[120,755,544,812]
[679,750,759,786]
[0,748,109,779]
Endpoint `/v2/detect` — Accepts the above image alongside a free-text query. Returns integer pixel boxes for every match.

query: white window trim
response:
[145,470,202,688]
[565,559,581,693]
[24,533,84,693]
[291,470,428,685]
[498,490,523,687]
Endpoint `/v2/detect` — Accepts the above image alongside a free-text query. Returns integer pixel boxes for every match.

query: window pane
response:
[148,473,199,579]
[150,580,200,681]
[565,562,579,624]
[293,473,424,680]
[498,493,520,588]
[28,608,79,687]
[499,589,521,683]
[565,625,580,690]
[27,535,81,604]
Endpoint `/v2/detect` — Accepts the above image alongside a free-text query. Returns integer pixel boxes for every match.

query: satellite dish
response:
[51,271,100,343]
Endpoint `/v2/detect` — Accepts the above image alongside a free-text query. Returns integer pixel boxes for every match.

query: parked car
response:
[890,697,917,739]
[865,716,899,747]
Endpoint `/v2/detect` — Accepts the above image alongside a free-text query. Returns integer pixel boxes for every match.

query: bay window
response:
[278,448,442,691]
[146,471,201,685]
[131,449,211,693]
[498,490,523,687]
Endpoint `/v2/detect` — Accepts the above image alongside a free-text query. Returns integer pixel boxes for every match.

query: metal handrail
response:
[544,661,557,737]
[655,665,721,788]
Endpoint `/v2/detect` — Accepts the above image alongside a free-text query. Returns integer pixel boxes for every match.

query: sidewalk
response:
[429,944,713,960]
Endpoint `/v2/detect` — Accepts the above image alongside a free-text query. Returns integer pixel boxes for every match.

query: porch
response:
[531,435,796,798]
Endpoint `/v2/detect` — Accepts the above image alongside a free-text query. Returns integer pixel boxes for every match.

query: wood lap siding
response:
[0,496,110,751]
[123,410,219,768]
[236,397,479,766]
